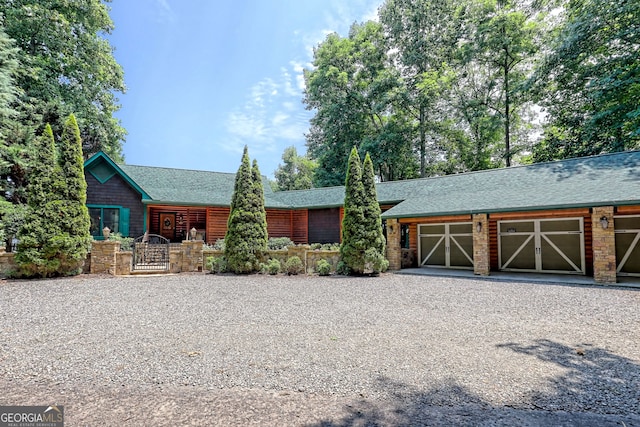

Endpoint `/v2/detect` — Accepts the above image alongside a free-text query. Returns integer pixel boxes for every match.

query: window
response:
[88,205,130,238]
[401,224,410,249]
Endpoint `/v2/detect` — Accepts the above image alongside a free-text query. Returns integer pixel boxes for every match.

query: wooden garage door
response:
[615,215,640,277]
[498,218,585,274]
[418,223,473,269]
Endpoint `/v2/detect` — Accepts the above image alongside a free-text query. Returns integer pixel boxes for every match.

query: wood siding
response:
[291,210,308,244]
[266,209,292,239]
[206,207,231,244]
[148,206,208,242]
[85,171,145,238]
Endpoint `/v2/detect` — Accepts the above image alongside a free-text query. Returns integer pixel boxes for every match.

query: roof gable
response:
[84,152,151,200]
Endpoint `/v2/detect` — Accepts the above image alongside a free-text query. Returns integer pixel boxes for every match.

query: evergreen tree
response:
[362,153,388,274]
[339,147,367,274]
[224,146,267,274]
[15,125,65,277]
[251,158,268,261]
[55,114,91,274]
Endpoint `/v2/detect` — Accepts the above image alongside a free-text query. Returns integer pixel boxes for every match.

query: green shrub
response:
[108,233,133,251]
[316,259,332,276]
[267,237,294,250]
[206,256,227,274]
[336,260,351,276]
[212,239,225,251]
[364,247,389,275]
[283,256,304,275]
[265,258,281,275]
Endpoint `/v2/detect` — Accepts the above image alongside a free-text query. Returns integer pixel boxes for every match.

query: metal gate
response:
[132,233,170,271]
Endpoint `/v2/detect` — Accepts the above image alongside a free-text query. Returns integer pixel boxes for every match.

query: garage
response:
[615,215,640,277]
[498,218,585,274]
[418,222,473,269]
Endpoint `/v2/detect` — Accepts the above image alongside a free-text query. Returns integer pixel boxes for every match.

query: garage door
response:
[498,218,585,275]
[615,215,640,277]
[418,222,473,269]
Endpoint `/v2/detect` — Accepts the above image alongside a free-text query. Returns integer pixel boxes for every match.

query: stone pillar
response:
[181,240,204,272]
[90,240,120,274]
[169,246,182,273]
[473,213,490,276]
[592,206,616,284]
[115,252,132,276]
[386,219,402,271]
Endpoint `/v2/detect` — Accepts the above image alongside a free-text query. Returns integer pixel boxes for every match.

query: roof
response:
[380,150,640,218]
[84,150,640,215]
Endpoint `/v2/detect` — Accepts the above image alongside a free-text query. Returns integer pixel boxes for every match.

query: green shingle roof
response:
[380,150,640,218]
[117,164,289,208]
[86,150,640,215]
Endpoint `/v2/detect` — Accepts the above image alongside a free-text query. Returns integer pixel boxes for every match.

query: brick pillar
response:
[592,206,616,284]
[90,240,120,274]
[473,213,490,276]
[386,219,402,270]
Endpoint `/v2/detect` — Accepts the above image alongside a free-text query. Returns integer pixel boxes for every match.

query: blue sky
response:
[107,0,383,178]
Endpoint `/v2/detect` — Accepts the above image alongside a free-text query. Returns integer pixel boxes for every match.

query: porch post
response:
[473,213,490,276]
[386,218,402,270]
[592,206,617,284]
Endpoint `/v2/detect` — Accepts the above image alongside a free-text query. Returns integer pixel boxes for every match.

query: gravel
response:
[1,273,639,426]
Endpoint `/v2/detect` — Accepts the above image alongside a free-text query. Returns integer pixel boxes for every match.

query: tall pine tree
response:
[362,153,388,274]
[55,114,91,274]
[224,146,268,274]
[339,147,367,274]
[15,124,65,277]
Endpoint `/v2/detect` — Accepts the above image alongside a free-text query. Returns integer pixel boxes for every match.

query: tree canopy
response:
[300,0,636,187]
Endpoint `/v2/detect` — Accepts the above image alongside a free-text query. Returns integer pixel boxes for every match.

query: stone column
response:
[181,240,204,272]
[592,206,616,284]
[386,219,402,271]
[90,240,120,274]
[473,213,490,276]
[115,252,132,276]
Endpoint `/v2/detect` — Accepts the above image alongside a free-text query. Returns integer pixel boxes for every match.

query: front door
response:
[498,218,585,274]
[159,212,176,241]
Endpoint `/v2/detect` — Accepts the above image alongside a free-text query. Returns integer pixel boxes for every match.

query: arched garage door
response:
[615,215,640,277]
[498,218,585,275]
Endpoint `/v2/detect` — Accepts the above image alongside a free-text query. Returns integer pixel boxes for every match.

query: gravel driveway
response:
[1,273,639,426]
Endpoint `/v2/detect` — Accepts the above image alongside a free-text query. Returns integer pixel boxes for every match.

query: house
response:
[84,150,640,283]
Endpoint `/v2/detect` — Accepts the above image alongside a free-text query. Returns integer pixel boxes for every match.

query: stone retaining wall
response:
[0,252,16,277]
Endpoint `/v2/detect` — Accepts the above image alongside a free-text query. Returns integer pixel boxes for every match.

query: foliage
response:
[107,232,133,251]
[272,146,317,191]
[339,148,367,274]
[310,242,340,251]
[0,0,126,159]
[364,248,389,275]
[224,146,268,274]
[211,239,225,251]
[361,153,386,274]
[0,200,27,251]
[264,258,281,275]
[55,114,92,273]
[206,256,228,274]
[316,259,332,276]
[532,0,640,160]
[304,21,417,186]
[267,237,294,250]
[283,256,304,275]
[14,124,65,277]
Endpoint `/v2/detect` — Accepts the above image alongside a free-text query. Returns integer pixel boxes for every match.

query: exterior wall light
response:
[190,227,197,240]
[600,216,609,229]
[476,222,483,233]
[103,227,111,240]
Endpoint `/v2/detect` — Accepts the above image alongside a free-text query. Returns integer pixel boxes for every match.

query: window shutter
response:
[120,208,130,236]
